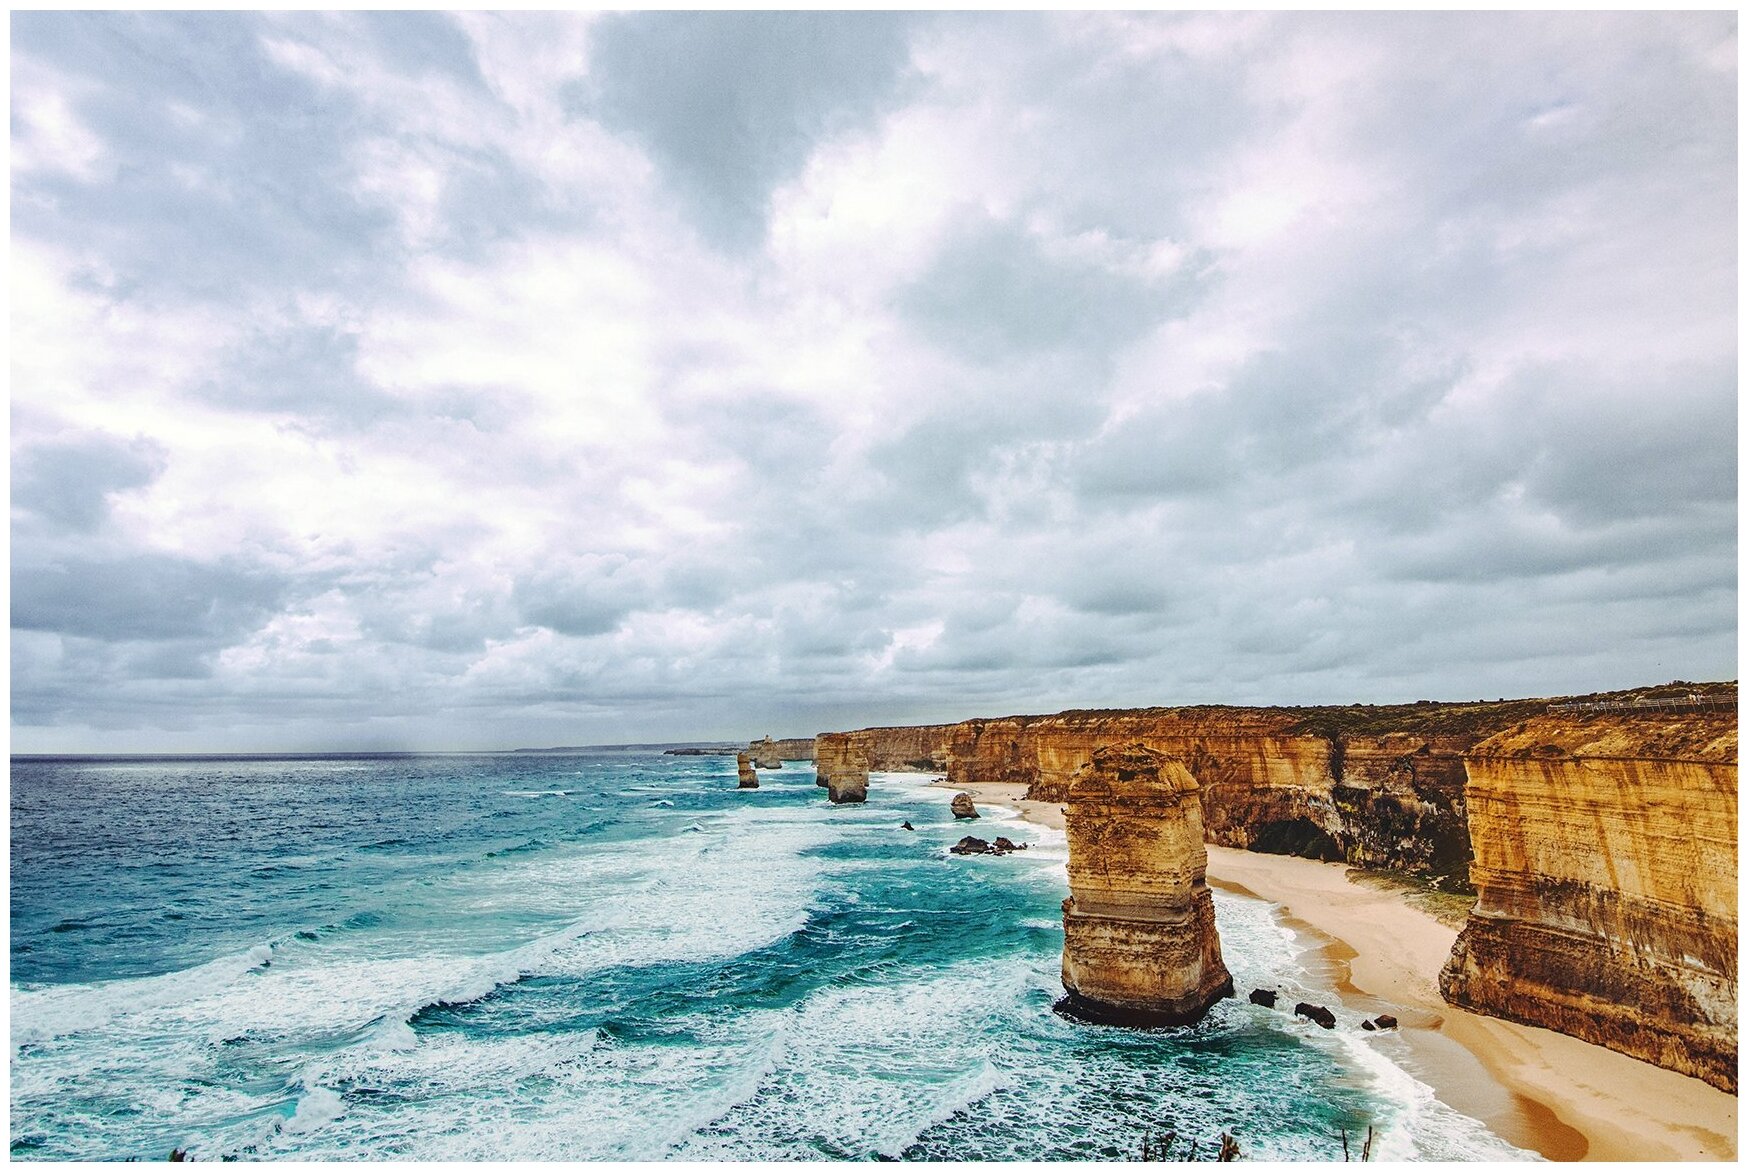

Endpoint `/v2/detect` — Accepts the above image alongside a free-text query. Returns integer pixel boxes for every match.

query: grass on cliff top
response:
[1345,869,1476,930]
[1277,679,1737,740]
[980,681,1735,739]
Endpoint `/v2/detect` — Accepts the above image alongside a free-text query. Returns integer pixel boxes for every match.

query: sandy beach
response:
[935,779,1738,1163]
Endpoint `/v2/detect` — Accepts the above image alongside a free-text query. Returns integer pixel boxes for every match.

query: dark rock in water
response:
[1373,1014,1398,1030]
[1249,988,1277,1008]
[950,792,979,820]
[1294,1002,1337,1029]
[1361,1019,1375,1030]
[900,821,914,830]
[1052,986,1234,1029]
[953,834,1025,856]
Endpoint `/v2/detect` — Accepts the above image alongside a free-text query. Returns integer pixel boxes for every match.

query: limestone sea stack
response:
[950,792,979,819]
[815,732,870,804]
[751,737,783,770]
[736,752,759,789]
[1059,743,1233,1026]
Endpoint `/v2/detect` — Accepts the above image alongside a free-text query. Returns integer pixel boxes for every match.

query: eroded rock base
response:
[1060,894,1233,1027]
[1441,913,1737,1093]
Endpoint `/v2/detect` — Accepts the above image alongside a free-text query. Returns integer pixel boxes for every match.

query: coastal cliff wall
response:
[945,707,1489,889]
[860,724,955,771]
[767,738,816,761]
[810,724,955,780]
[827,685,1737,1090]
[1440,711,1738,1092]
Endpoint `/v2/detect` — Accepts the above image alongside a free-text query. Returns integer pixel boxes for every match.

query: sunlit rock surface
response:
[814,732,870,804]
[1440,710,1738,1092]
[1058,743,1233,1026]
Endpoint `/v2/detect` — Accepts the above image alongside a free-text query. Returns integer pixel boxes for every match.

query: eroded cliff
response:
[945,705,1499,889]
[1440,709,1738,1092]
[766,738,816,762]
[815,683,1737,1089]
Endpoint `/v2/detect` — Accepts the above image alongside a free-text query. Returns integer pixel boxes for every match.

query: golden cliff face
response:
[749,738,783,769]
[765,738,816,762]
[1058,743,1233,1025]
[1440,711,1738,1092]
[859,724,955,771]
[821,686,1738,1084]
[944,708,1471,887]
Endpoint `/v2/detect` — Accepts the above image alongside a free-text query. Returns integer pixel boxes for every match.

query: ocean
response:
[10,752,1532,1161]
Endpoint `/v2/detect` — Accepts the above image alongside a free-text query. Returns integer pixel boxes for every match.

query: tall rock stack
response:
[1439,711,1738,1092]
[751,737,783,770]
[735,752,759,789]
[1059,742,1233,1026]
[814,732,870,804]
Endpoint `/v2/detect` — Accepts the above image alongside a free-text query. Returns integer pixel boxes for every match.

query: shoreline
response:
[931,778,1738,1163]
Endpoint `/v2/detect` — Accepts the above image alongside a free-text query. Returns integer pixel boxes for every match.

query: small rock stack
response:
[736,752,759,789]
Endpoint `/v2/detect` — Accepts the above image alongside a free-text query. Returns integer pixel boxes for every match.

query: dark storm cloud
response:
[897,215,1190,363]
[579,10,919,248]
[13,434,167,533]
[12,12,393,298]
[13,554,292,643]
[194,324,399,423]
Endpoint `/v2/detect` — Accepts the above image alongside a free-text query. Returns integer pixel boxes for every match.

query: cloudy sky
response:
[10,11,1737,752]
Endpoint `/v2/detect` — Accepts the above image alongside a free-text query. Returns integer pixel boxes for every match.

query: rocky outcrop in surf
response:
[736,752,759,789]
[1439,708,1738,1093]
[950,792,978,819]
[814,732,870,804]
[1058,743,1233,1026]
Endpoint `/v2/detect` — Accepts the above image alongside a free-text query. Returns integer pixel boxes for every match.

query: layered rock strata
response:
[750,737,783,769]
[1058,743,1233,1026]
[943,705,1539,890]
[735,752,758,789]
[767,738,816,762]
[1440,710,1738,1092]
[818,684,1738,1087]
[814,732,870,804]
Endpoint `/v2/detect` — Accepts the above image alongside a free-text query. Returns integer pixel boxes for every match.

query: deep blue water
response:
[11,752,1529,1160]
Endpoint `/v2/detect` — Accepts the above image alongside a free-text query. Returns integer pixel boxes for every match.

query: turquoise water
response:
[11,752,1530,1160]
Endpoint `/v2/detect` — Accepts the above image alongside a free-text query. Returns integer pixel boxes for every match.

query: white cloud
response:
[9,12,1736,751]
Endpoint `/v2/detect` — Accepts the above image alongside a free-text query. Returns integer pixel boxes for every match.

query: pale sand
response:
[933,778,1738,1163]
